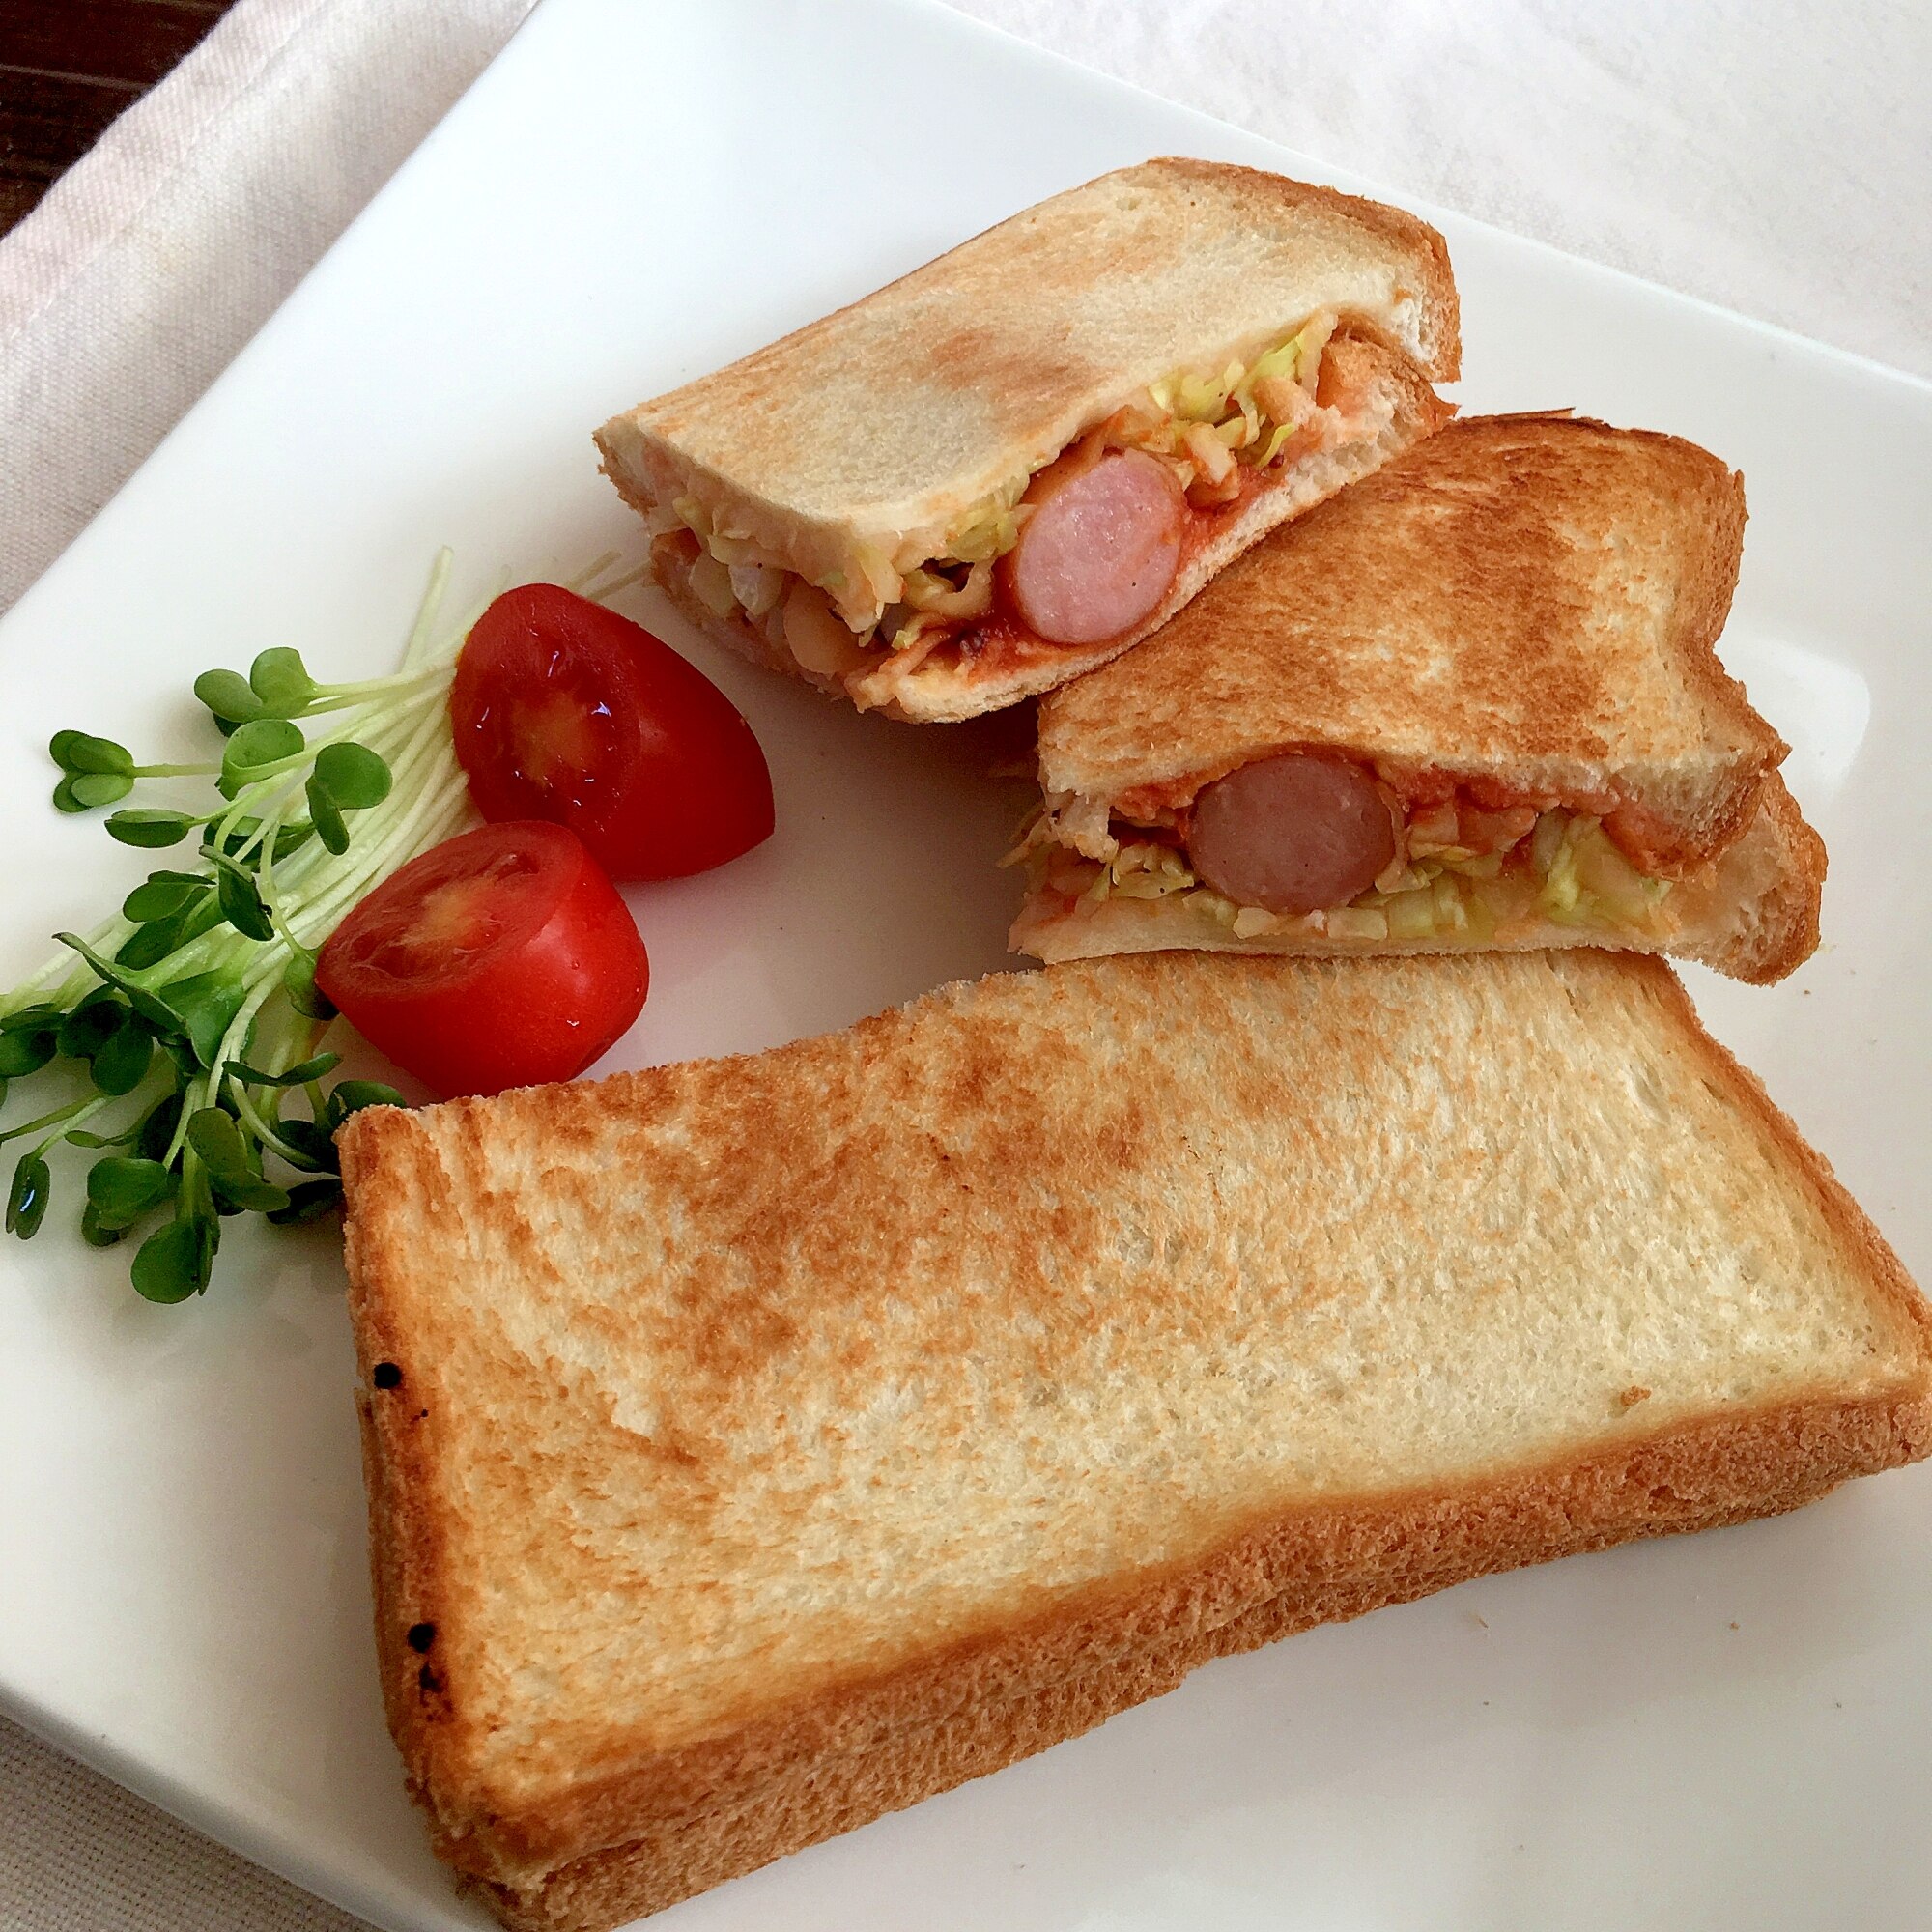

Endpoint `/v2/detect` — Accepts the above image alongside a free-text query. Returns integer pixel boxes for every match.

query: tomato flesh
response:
[450,584,775,881]
[317,821,647,1098]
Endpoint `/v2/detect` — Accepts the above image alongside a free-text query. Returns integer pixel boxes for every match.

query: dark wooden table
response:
[1,0,240,237]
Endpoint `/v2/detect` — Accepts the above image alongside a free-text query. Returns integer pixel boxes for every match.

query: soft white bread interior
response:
[341,951,1928,1929]
[596,158,1460,619]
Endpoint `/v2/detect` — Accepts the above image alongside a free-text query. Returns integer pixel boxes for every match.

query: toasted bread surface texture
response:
[595,159,1459,599]
[1037,413,1781,861]
[341,952,1930,1926]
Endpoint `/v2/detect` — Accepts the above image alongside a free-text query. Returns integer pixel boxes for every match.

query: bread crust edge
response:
[462,1378,1932,1931]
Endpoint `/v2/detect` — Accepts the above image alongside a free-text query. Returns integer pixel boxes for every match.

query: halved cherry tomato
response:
[449,584,775,881]
[316,821,647,1098]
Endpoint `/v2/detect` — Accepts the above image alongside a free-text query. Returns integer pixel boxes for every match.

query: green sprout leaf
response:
[325,1081,408,1133]
[131,1212,217,1302]
[227,1052,342,1089]
[199,817,312,866]
[7,1153,51,1238]
[192,669,265,726]
[55,933,186,1037]
[164,972,249,1069]
[311,741,392,810]
[106,809,195,849]
[282,950,336,1022]
[185,1111,287,1213]
[274,1118,339,1174]
[202,818,263,860]
[214,862,275,944]
[123,873,209,924]
[86,1156,177,1230]
[135,1091,185,1164]
[80,1203,127,1247]
[57,993,125,1061]
[49,731,134,777]
[116,913,191,971]
[221,718,304,782]
[305,778,350,855]
[184,1107,251,1180]
[212,1171,290,1214]
[248,648,318,716]
[90,1015,154,1095]
[65,771,135,810]
[268,1179,342,1226]
[0,1025,58,1079]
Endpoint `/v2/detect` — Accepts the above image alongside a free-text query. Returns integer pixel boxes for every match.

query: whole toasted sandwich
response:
[340,951,1929,1931]
[596,158,1459,723]
[1011,413,1824,983]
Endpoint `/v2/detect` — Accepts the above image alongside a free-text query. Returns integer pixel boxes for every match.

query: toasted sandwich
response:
[595,158,1459,723]
[340,950,1929,1931]
[1011,413,1825,983]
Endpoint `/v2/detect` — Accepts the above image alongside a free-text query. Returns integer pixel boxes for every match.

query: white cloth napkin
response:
[0,0,539,615]
[1,1,1926,1926]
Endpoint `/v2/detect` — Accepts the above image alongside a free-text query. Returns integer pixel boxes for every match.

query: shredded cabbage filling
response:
[1009,802,1677,944]
[664,312,1350,678]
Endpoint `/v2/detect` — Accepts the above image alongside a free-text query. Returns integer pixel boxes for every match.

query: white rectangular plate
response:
[2,2,1929,1927]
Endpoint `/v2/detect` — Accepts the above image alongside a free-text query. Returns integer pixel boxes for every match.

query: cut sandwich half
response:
[1012,413,1825,983]
[595,158,1459,723]
[341,951,1930,1932]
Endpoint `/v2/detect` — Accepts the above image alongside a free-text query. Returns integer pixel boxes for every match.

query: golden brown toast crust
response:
[468,1387,1930,1930]
[1037,413,1782,864]
[340,952,1929,1925]
[594,158,1459,635]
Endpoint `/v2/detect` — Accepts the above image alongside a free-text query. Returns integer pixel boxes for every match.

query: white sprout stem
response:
[227,1080,303,1163]
[582,559,652,604]
[1,553,475,1028]
[211,677,451,862]
[400,549,454,669]
[2,916,137,1013]
[567,550,623,593]
[280,768,471,959]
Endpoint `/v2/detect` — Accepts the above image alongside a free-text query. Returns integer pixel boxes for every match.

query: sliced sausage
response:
[1187,753,1395,916]
[1003,449,1185,645]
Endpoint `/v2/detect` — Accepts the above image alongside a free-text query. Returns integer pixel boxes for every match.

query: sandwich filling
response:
[1012,753,1683,947]
[650,314,1400,706]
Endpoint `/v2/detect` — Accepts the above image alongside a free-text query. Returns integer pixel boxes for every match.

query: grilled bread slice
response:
[1015,413,1822,981]
[341,951,1929,1930]
[597,158,1459,721]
